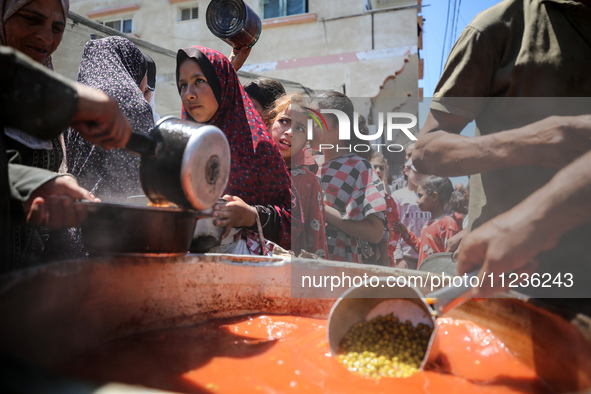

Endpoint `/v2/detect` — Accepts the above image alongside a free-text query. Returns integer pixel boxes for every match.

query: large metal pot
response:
[0,258,590,393]
[126,117,230,211]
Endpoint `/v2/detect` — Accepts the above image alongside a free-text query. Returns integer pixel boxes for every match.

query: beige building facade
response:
[68,1,422,125]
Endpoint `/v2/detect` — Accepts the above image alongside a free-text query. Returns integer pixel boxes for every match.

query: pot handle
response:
[126,133,158,158]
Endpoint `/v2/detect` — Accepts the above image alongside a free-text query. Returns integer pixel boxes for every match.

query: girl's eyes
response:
[279,118,290,125]
[179,78,207,90]
[294,125,306,133]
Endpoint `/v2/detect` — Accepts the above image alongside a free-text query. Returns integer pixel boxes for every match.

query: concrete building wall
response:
[68,0,420,96]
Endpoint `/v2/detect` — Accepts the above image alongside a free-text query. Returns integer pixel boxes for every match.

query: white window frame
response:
[101,17,133,33]
[179,6,199,22]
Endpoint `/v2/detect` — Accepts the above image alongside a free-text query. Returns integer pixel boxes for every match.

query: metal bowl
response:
[80,201,206,255]
[418,252,457,276]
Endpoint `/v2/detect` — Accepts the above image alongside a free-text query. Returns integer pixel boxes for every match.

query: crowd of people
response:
[2,0,591,313]
[0,0,465,272]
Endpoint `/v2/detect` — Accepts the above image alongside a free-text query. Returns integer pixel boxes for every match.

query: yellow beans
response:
[337,313,433,379]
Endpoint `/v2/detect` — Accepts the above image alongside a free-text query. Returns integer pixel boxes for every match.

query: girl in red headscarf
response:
[176,46,292,253]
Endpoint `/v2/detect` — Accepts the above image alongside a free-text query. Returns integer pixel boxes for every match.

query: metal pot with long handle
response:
[126,116,230,210]
[79,117,230,255]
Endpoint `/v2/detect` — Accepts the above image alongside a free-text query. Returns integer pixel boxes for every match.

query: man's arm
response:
[414,109,591,177]
[0,47,131,149]
[457,149,591,296]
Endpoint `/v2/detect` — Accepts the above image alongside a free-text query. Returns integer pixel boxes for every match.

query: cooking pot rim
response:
[78,200,212,218]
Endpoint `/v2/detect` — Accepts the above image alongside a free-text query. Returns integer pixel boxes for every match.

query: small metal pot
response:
[206,0,262,48]
[126,117,230,211]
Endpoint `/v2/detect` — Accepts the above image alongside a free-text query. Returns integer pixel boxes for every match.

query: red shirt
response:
[404,214,460,268]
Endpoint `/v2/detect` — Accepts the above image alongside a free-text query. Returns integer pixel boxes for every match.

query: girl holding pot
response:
[176,46,292,254]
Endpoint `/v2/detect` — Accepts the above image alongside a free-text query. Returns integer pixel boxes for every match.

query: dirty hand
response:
[229,46,252,71]
[25,175,99,229]
[70,83,132,149]
[456,213,543,297]
[213,194,257,238]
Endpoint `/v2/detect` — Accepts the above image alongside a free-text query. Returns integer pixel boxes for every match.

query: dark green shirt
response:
[0,47,79,272]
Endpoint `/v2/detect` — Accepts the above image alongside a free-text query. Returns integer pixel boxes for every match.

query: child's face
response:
[416,185,436,212]
[270,107,307,161]
[178,59,219,123]
[370,157,387,184]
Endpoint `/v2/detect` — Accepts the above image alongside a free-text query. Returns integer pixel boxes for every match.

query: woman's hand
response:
[213,194,257,238]
[228,46,252,71]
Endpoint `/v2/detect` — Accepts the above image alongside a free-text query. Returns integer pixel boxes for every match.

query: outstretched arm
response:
[413,110,591,177]
[457,149,591,296]
[229,46,252,71]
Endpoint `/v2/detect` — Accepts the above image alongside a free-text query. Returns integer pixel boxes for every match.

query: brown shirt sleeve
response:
[430,25,499,120]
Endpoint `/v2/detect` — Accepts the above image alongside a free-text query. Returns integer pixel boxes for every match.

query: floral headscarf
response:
[176,46,292,248]
[0,0,69,69]
[66,36,153,201]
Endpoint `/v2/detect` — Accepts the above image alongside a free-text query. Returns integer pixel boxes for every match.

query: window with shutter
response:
[180,7,199,21]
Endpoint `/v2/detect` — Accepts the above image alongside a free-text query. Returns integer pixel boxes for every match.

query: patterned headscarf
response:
[0,0,69,69]
[176,46,292,247]
[66,36,153,201]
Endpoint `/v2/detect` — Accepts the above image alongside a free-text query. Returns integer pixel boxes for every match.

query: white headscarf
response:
[1,0,70,68]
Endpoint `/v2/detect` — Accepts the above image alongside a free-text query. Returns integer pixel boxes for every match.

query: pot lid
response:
[181,125,230,210]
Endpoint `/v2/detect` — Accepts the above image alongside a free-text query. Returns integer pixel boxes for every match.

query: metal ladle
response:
[327,272,477,370]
